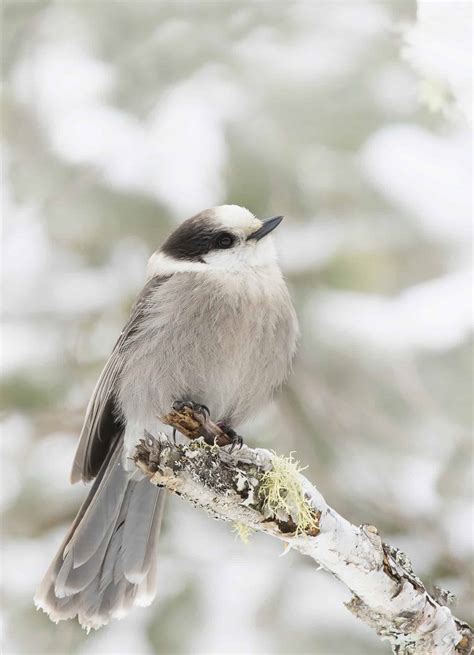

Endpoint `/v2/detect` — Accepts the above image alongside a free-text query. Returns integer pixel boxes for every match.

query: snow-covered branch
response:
[134,410,472,655]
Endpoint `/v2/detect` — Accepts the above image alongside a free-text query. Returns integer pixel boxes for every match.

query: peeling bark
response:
[134,417,472,655]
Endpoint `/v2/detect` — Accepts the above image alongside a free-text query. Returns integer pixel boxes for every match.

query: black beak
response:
[247,215,284,241]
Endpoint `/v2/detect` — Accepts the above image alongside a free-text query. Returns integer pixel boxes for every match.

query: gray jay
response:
[35,205,298,630]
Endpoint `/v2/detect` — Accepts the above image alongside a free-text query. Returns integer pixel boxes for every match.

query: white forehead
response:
[211,205,262,233]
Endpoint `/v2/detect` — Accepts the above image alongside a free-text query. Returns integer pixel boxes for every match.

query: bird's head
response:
[149,205,283,275]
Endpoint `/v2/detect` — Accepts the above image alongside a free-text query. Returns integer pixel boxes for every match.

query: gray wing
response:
[71,275,170,484]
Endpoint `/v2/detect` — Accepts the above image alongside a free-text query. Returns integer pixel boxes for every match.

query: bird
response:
[35,205,299,630]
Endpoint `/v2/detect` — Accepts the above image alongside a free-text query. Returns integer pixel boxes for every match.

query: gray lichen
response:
[135,435,320,538]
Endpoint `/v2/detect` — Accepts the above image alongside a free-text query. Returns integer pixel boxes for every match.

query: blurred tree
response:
[1,1,471,653]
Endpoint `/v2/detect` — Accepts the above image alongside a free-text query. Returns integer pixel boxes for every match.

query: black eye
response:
[215,232,235,249]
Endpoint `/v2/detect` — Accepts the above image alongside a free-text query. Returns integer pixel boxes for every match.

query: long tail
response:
[34,442,165,631]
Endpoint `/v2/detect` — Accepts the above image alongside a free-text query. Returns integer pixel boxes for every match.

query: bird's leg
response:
[216,422,244,452]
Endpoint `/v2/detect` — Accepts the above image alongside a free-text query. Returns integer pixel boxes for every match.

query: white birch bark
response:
[135,433,472,655]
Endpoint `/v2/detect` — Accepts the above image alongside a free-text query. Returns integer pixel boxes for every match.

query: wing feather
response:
[71,275,170,483]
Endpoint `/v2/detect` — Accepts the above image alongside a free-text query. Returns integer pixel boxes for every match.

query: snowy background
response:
[1,1,472,654]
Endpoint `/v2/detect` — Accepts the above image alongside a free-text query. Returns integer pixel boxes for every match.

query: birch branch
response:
[134,409,472,655]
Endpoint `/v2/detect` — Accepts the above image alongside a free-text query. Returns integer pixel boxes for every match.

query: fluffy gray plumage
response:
[35,205,298,630]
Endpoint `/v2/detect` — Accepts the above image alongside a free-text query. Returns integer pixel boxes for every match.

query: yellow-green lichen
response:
[258,453,319,536]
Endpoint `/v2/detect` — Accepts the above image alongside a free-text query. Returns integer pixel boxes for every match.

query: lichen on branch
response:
[258,453,320,536]
[135,435,319,539]
[134,409,473,655]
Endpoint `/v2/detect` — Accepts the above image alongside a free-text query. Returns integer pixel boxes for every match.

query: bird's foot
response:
[172,400,210,421]
[167,400,215,443]
[217,423,244,452]
[163,403,242,449]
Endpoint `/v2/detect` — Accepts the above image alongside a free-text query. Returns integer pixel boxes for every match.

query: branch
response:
[134,410,472,655]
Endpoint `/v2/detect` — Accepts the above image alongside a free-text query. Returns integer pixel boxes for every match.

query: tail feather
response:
[135,552,159,607]
[64,445,129,567]
[55,519,116,598]
[122,478,166,583]
[99,524,125,593]
[98,579,135,620]
[35,442,165,630]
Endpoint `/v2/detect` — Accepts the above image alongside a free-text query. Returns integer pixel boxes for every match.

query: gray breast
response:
[117,267,298,429]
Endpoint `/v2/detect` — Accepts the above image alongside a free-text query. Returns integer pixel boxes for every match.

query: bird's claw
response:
[169,403,243,450]
[219,426,244,452]
[172,400,210,421]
